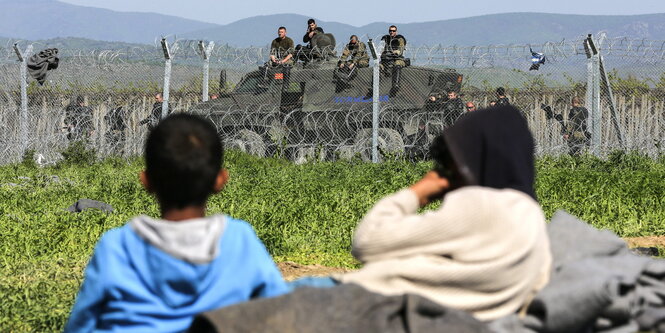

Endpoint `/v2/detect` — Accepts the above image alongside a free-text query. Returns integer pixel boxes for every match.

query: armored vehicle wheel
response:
[226,130,266,157]
[353,128,405,162]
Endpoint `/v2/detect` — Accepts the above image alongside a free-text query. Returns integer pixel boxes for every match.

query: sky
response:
[58,0,665,26]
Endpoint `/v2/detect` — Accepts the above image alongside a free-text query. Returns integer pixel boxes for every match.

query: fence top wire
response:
[4,33,665,67]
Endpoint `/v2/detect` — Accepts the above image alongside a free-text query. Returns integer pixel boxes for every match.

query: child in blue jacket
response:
[65,114,288,332]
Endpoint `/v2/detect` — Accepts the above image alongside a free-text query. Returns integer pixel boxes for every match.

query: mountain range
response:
[2,0,665,47]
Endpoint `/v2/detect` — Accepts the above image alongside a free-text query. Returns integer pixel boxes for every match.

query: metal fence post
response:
[599,55,625,149]
[199,41,215,102]
[591,54,601,155]
[584,35,601,156]
[368,39,381,163]
[14,43,33,157]
[160,38,171,118]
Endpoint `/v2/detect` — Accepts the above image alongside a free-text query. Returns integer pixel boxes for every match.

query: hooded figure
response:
[339,106,552,321]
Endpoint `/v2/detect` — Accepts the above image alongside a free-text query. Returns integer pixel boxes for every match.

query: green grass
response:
[0,151,663,331]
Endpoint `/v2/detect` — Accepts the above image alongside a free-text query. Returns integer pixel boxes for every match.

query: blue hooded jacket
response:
[65,215,288,332]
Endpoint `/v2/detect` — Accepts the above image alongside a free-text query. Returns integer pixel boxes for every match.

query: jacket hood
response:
[442,105,537,200]
[127,215,227,308]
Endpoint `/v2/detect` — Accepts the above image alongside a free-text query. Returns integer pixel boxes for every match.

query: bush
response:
[21,149,37,168]
[59,141,97,166]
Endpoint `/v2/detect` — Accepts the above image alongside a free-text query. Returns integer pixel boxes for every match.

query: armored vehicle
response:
[189,58,463,162]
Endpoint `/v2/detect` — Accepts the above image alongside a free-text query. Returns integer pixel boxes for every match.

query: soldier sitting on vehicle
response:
[303,19,324,47]
[260,26,294,90]
[380,25,407,97]
[296,19,337,63]
[64,95,94,141]
[296,19,323,62]
[334,35,369,86]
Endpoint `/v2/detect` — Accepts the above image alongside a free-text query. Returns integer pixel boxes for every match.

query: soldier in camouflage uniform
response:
[338,35,369,69]
[442,91,465,128]
[260,27,294,89]
[104,106,127,155]
[564,96,590,155]
[334,35,369,86]
[381,25,407,96]
[64,96,94,141]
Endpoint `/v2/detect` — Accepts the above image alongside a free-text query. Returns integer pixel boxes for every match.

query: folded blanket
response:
[491,210,665,333]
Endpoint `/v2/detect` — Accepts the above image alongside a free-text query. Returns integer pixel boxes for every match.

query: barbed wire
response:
[5,34,665,67]
[0,33,663,165]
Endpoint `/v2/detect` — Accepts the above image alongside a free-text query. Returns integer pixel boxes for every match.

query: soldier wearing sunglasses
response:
[381,25,407,97]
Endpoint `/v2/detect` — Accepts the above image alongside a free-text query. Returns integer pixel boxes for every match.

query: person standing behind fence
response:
[140,93,169,130]
[564,96,590,155]
[104,106,127,155]
[442,91,465,128]
[495,87,510,106]
[64,96,93,141]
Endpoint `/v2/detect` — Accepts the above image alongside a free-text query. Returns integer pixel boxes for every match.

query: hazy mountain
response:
[0,0,216,44]
[2,0,665,47]
[186,12,665,47]
[2,37,151,51]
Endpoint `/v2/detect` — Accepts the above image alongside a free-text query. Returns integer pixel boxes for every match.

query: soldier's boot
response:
[390,65,403,97]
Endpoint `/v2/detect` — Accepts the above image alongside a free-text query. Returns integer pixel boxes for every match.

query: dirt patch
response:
[624,236,665,249]
[277,261,352,281]
[278,237,665,280]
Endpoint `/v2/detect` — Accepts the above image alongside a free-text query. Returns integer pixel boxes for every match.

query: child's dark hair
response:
[145,114,223,209]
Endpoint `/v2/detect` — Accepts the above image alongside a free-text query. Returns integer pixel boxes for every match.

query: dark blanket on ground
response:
[189,211,665,333]
[188,283,490,333]
[491,210,665,333]
[66,199,114,213]
[27,48,59,85]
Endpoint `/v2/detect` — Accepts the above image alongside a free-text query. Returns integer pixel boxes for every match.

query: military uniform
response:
[442,98,465,128]
[380,34,406,67]
[140,102,170,130]
[302,27,324,44]
[380,34,407,96]
[104,106,127,155]
[496,97,510,106]
[265,36,295,90]
[64,103,93,141]
[338,41,369,68]
[566,105,590,155]
[270,37,295,66]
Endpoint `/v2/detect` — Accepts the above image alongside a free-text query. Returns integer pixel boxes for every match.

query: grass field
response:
[1,151,664,331]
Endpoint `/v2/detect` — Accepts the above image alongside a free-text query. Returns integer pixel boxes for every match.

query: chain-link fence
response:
[0,33,663,165]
